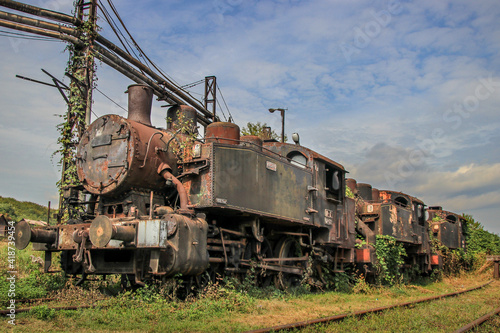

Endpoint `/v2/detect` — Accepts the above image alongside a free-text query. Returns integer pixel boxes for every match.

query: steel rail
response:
[453,306,500,333]
[0,304,96,315]
[244,280,493,333]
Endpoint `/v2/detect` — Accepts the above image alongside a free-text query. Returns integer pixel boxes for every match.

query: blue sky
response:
[0,0,499,234]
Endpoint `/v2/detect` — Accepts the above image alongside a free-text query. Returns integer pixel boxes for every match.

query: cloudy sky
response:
[0,0,499,234]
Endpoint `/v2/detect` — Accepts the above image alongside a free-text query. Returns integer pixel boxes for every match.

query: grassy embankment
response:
[0,242,498,333]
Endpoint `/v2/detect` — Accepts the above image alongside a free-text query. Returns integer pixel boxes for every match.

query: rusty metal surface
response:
[205,122,240,144]
[453,306,500,333]
[126,84,153,126]
[166,105,197,131]
[427,207,466,250]
[346,178,357,194]
[357,183,373,201]
[240,135,263,151]
[77,114,178,196]
[189,143,315,226]
[263,141,346,172]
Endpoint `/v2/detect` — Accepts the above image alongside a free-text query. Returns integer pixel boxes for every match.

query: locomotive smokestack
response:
[127,84,153,126]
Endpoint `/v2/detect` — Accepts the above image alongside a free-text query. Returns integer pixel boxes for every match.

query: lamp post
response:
[268,108,286,143]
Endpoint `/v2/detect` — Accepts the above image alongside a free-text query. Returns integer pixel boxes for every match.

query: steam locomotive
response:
[14,84,466,288]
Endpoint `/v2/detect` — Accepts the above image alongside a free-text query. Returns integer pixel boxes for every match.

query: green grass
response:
[2,242,498,332]
[7,272,498,333]
[0,243,66,306]
[0,196,57,223]
[295,281,500,332]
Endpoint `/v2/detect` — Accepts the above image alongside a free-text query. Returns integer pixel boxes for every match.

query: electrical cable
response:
[217,83,233,122]
[0,30,62,41]
[94,87,127,112]
[104,0,206,108]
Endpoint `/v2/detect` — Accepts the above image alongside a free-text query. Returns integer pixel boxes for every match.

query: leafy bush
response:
[464,214,500,255]
[374,235,407,286]
[29,305,56,320]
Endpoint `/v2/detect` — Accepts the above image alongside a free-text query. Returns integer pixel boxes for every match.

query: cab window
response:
[325,166,343,202]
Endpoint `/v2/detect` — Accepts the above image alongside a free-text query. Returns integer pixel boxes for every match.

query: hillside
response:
[0,196,57,223]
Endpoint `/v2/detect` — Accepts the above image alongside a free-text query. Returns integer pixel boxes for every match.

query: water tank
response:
[357,183,373,201]
[205,122,240,145]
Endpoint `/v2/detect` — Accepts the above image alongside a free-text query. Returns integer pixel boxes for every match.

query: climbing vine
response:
[166,110,199,164]
[374,235,407,286]
[429,216,473,275]
[55,16,98,193]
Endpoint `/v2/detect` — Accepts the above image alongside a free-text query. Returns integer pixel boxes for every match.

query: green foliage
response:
[175,280,255,321]
[429,228,473,276]
[463,214,500,255]
[167,110,199,163]
[0,244,66,306]
[374,235,407,286]
[241,121,287,142]
[29,305,56,320]
[345,186,355,199]
[55,15,99,196]
[0,196,56,223]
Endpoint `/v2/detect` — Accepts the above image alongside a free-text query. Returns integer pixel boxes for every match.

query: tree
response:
[463,214,500,255]
[241,122,287,142]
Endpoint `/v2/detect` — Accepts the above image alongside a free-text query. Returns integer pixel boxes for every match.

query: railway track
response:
[453,306,500,333]
[0,296,108,316]
[244,280,495,333]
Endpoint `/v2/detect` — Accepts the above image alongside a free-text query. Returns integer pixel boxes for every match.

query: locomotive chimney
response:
[127,84,153,126]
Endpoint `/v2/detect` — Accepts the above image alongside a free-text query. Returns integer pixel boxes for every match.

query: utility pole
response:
[204,76,216,121]
[58,0,98,218]
[75,0,97,133]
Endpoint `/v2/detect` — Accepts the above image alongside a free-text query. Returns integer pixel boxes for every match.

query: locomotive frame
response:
[14,84,467,288]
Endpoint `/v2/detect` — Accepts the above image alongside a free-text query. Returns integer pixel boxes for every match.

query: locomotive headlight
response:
[433,225,439,233]
[367,205,373,213]
[192,143,201,158]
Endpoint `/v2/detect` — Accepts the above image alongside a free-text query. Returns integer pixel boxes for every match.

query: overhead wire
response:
[94,87,127,112]
[103,0,207,108]
[0,29,63,41]
[97,1,144,71]
[217,83,233,122]
[104,0,164,78]
[97,3,132,56]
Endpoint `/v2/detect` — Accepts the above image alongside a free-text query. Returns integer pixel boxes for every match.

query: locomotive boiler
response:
[15,84,356,288]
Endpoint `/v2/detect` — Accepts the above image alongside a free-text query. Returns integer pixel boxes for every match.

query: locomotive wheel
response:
[195,263,221,290]
[274,237,304,289]
[243,238,274,287]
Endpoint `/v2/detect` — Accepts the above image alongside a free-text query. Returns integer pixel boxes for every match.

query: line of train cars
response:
[14,85,467,288]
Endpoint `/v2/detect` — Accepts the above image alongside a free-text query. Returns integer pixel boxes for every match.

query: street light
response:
[268,108,286,143]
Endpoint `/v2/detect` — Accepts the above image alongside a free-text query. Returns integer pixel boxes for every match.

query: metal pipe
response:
[0,8,213,127]
[0,0,81,26]
[95,34,213,119]
[0,18,81,44]
[159,170,189,211]
[0,10,77,37]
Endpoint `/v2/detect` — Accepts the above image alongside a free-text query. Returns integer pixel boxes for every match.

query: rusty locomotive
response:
[14,84,466,287]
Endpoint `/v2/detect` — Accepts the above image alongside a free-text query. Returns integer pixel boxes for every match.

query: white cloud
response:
[0,0,499,234]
